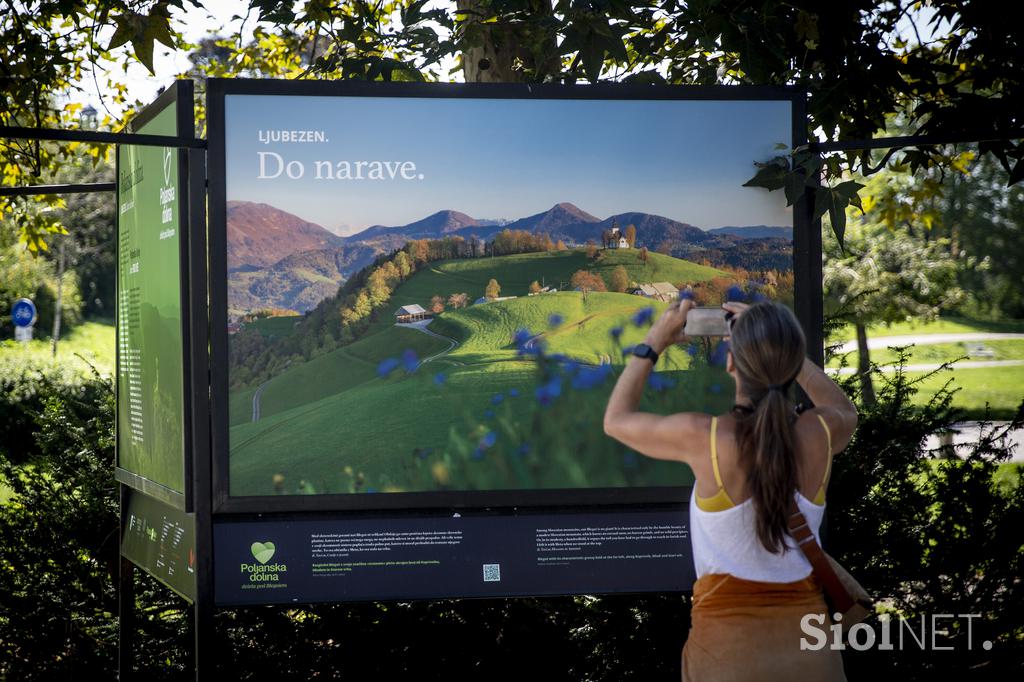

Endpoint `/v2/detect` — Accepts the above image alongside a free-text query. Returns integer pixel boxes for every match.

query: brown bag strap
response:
[787,498,855,614]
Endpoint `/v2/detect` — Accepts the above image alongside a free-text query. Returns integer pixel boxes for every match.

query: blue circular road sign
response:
[11,298,37,327]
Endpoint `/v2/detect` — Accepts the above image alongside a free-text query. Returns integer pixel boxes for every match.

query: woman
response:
[603,299,857,681]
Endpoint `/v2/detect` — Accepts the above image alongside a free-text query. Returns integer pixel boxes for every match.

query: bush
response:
[0,357,109,465]
[827,349,1024,677]
[0,381,188,680]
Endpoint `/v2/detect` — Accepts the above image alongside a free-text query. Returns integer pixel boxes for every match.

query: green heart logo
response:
[250,541,276,564]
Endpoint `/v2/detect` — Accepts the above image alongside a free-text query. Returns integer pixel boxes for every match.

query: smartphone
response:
[682,307,731,337]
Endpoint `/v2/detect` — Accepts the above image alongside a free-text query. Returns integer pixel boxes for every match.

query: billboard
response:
[115,83,192,502]
[209,82,800,511]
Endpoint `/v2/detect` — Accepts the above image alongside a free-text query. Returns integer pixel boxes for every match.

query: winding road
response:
[251,381,270,422]
[400,319,460,368]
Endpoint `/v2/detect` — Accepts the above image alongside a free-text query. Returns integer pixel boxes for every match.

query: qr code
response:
[482,563,501,582]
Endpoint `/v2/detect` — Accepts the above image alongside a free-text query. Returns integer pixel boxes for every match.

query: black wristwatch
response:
[631,343,659,364]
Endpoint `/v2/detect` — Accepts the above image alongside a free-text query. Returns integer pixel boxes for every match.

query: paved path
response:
[399,319,460,368]
[251,381,270,422]
[923,422,1024,463]
[836,332,1024,355]
[831,359,1024,374]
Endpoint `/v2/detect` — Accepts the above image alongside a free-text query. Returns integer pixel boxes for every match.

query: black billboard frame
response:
[205,77,819,516]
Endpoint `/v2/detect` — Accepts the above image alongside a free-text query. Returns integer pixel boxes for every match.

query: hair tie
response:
[767,378,795,392]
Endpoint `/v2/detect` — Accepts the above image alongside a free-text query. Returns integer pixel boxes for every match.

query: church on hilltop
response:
[607,220,630,249]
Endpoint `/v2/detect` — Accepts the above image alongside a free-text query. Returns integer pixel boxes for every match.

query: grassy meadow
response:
[227,249,726,496]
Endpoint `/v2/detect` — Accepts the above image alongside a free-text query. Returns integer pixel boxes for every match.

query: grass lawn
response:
[827,316,1024,419]
[0,319,115,376]
[830,316,1024,342]
[902,366,1024,420]
[828,339,1024,368]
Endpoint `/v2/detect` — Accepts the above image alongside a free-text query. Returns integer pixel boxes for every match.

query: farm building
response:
[395,304,431,323]
[632,282,679,302]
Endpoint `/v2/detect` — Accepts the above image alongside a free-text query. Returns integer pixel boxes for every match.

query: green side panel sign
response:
[116,105,186,493]
[121,487,196,602]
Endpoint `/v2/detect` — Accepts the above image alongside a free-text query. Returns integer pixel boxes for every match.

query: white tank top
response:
[689,488,825,582]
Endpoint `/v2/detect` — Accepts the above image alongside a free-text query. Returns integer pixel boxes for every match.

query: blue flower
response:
[726,285,745,302]
[508,388,520,398]
[414,447,433,460]
[678,288,695,301]
[377,357,400,377]
[513,328,533,348]
[491,393,505,405]
[709,382,723,394]
[572,364,613,390]
[647,372,677,392]
[520,342,545,357]
[548,313,563,328]
[632,306,655,326]
[480,431,497,449]
[483,409,495,419]
[471,447,485,460]
[402,348,419,372]
[623,451,639,469]
[752,291,768,303]
[609,326,624,341]
[366,487,379,493]
[433,372,447,385]
[535,376,563,406]
[685,343,699,357]
[710,339,730,367]
[621,344,637,356]
[517,443,531,457]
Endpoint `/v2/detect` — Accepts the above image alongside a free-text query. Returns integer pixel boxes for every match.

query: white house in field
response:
[394,304,431,323]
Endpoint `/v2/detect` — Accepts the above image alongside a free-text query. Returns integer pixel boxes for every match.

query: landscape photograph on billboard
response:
[222,91,795,498]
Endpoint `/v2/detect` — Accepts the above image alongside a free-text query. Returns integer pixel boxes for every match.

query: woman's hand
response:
[643,299,695,353]
[720,301,749,339]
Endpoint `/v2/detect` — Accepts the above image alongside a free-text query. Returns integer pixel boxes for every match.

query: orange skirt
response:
[681,573,846,682]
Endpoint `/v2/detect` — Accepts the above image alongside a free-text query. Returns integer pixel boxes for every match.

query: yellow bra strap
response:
[710,416,725,490]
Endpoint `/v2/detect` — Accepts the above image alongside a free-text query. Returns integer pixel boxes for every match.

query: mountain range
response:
[226,200,792,314]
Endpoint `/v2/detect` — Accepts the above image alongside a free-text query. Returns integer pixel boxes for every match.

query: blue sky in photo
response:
[225,94,793,235]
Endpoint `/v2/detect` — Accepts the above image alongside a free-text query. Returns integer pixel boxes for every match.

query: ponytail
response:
[737,386,798,554]
[728,302,806,555]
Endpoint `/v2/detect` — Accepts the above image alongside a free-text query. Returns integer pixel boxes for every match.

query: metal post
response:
[118,485,136,680]
[186,145,215,681]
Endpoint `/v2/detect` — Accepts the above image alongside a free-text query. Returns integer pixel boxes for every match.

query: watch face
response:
[633,344,654,359]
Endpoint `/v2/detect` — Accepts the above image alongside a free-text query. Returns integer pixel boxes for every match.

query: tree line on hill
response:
[229,232,572,389]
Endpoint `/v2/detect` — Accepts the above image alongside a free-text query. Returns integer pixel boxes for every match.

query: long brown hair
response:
[728,301,807,554]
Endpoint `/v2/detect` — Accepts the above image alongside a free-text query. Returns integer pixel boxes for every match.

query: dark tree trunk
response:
[856,322,876,407]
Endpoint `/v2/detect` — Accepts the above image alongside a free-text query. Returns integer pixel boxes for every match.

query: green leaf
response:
[828,197,847,248]
[581,43,604,82]
[148,14,176,50]
[813,186,833,222]
[742,156,789,191]
[133,27,156,74]
[107,17,134,50]
[784,172,804,207]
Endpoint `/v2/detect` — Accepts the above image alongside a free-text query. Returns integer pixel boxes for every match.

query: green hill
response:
[228,249,726,494]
